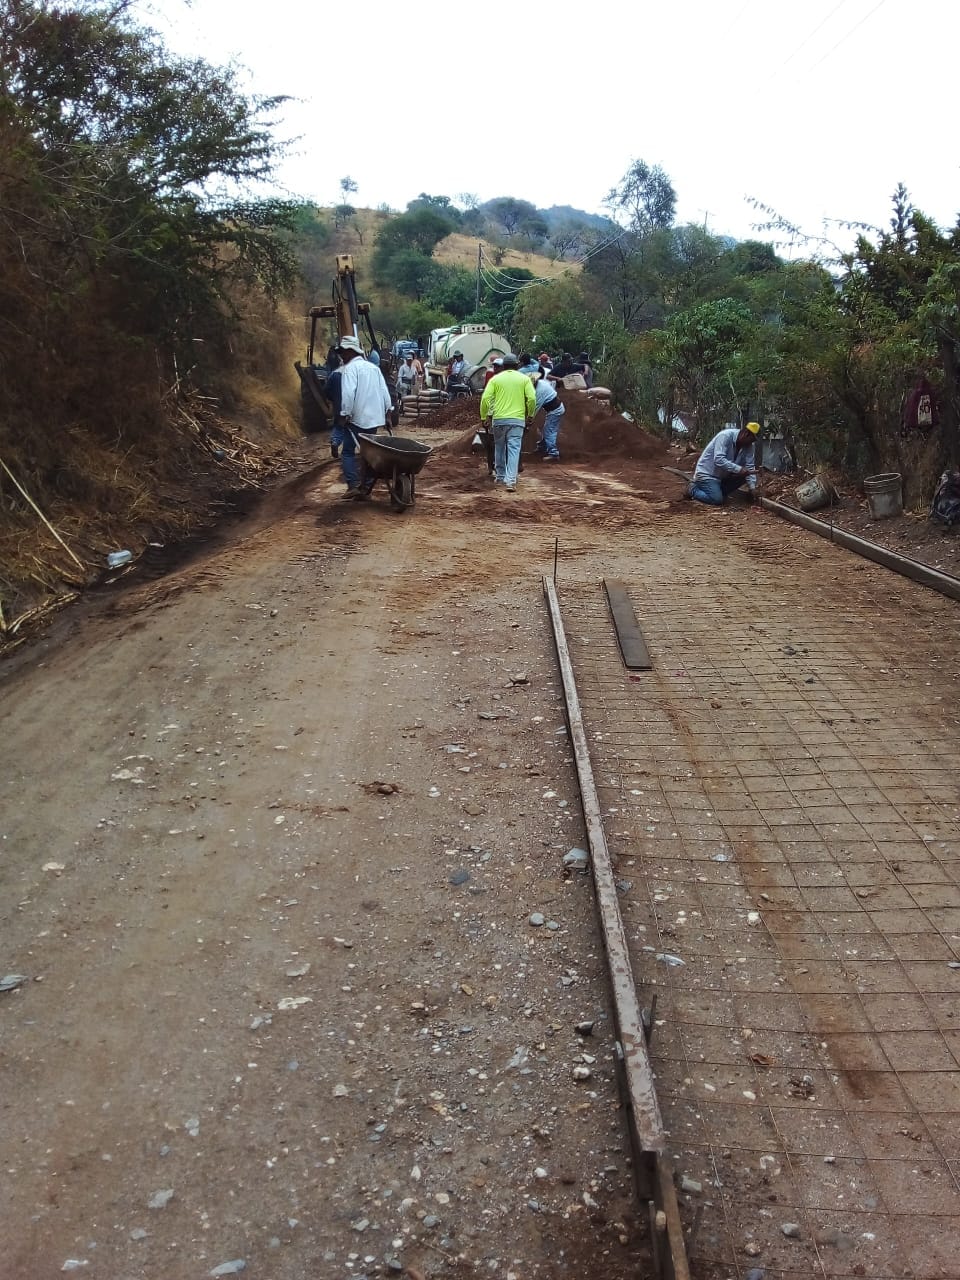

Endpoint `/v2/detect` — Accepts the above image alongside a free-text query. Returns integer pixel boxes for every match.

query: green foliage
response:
[379,249,442,301]
[484,197,540,237]
[606,160,677,235]
[654,298,758,437]
[512,278,606,358]
[766,194,960,487]
[373,207,457,262]
[397,300,456,342]
[0,0,298,413]
[407,193,462,225]
[426,264,476,318]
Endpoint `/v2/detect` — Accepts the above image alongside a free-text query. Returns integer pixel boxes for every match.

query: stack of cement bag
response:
[401,389,448,419]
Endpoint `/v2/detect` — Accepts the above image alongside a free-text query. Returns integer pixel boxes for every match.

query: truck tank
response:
[426,324,511,391]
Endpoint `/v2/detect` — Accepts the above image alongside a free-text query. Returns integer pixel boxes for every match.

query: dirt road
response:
[2,415,959,1280]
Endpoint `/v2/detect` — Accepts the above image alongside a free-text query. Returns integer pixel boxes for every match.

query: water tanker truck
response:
[425,324,511,392]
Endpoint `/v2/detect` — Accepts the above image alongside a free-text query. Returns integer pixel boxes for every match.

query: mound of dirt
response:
[431,392,674,467]
[555,393,671,464]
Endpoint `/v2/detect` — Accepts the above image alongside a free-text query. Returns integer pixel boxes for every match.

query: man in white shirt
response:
[397,354,419,402]
[337,335,393,499]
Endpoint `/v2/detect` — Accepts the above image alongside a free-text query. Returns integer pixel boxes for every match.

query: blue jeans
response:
[492,419,524,485]
[342,427,377,488]
[541,404,565,457]
[689,473,748,505]
[330,419,346,449]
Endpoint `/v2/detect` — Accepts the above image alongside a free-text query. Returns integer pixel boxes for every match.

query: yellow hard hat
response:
[745,421,761,435]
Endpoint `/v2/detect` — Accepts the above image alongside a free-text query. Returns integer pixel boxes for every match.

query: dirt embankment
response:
[0,301,307,640]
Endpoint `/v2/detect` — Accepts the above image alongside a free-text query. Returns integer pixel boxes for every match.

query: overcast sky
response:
[144,0,957,254]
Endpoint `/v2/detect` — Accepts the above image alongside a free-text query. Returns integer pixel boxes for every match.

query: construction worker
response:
[688,422,760,505]
[479,354,536,493]
[483,355,503,388]
[397,353,418,403]
[446,351,466,389]
[533,376,565,461]
[549,352,579,379]
[337,335,393,499]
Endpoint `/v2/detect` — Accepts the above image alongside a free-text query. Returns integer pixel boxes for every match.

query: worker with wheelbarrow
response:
[479,354,536,493]
[337,335,394,500]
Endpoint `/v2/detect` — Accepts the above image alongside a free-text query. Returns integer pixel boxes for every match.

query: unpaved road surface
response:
[2,416,960,1280]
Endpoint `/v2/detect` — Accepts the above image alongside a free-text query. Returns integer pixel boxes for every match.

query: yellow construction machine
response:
[294,255,386,433]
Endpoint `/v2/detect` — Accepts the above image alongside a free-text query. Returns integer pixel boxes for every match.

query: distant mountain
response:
[539,205,616,233]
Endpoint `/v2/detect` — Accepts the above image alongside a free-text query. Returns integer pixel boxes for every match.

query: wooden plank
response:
[603,579,652,670]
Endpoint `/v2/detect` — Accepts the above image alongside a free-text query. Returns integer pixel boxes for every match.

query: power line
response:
[478,246,549,288]
[778,0,853,69]
[474,225,626,301]
[806,0,889,71]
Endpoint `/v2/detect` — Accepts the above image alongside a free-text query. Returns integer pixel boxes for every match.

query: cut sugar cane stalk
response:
[0,457,86,571]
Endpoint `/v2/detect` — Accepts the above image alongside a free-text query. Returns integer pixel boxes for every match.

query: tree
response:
[0,0,297,387]
[340,175,358,201]
[380,250,442,302]
[548,222,585,262]
[656,298,757,438]
[485,197,539,238]
[407,193,462,225]
[426,264,476,319]
[512,278,607,359]
[515,214,549,251]
[334,203,355,229]
[373,207,456,265]
[606,160,676,235]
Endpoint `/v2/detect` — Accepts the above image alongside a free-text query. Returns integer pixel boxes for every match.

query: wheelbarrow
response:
[352,430,432,511]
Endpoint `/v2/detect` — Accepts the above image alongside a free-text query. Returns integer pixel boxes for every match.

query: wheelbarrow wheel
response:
[389,471,415,512]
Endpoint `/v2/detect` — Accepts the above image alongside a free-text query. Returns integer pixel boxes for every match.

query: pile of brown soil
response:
[419,392,687,509]
[555,393,671,464]
[429,392,674,467]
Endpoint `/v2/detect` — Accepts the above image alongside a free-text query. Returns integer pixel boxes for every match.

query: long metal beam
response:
[759,496,960,603]
[543,576,690,1280]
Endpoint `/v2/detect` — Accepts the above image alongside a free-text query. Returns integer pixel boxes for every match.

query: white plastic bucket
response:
[864,473,903,519]
[794,475,832,512]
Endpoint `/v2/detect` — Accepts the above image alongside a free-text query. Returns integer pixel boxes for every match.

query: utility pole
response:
[475,241,481,313]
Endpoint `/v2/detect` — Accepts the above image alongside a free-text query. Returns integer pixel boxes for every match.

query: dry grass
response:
[433,231,578,280]
[314,210,577,285]
[0,287,307,648]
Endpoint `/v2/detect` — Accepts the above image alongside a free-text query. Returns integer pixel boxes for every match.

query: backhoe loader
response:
[294,256,385,433]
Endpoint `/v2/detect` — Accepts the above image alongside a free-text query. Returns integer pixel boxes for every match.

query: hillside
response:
[318,209,579,294]
[433,231,579,280]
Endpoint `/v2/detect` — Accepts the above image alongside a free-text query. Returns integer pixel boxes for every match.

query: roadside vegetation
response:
[2,0,960,636]
[0,0,304,630]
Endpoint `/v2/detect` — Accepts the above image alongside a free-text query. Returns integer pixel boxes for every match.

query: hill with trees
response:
[4,0,960,634]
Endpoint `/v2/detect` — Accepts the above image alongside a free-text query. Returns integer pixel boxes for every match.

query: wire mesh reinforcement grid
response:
[560,569,960,1280]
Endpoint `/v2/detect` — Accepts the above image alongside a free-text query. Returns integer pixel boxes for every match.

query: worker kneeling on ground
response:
[688,421,760,505]
[479,354,536,493]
